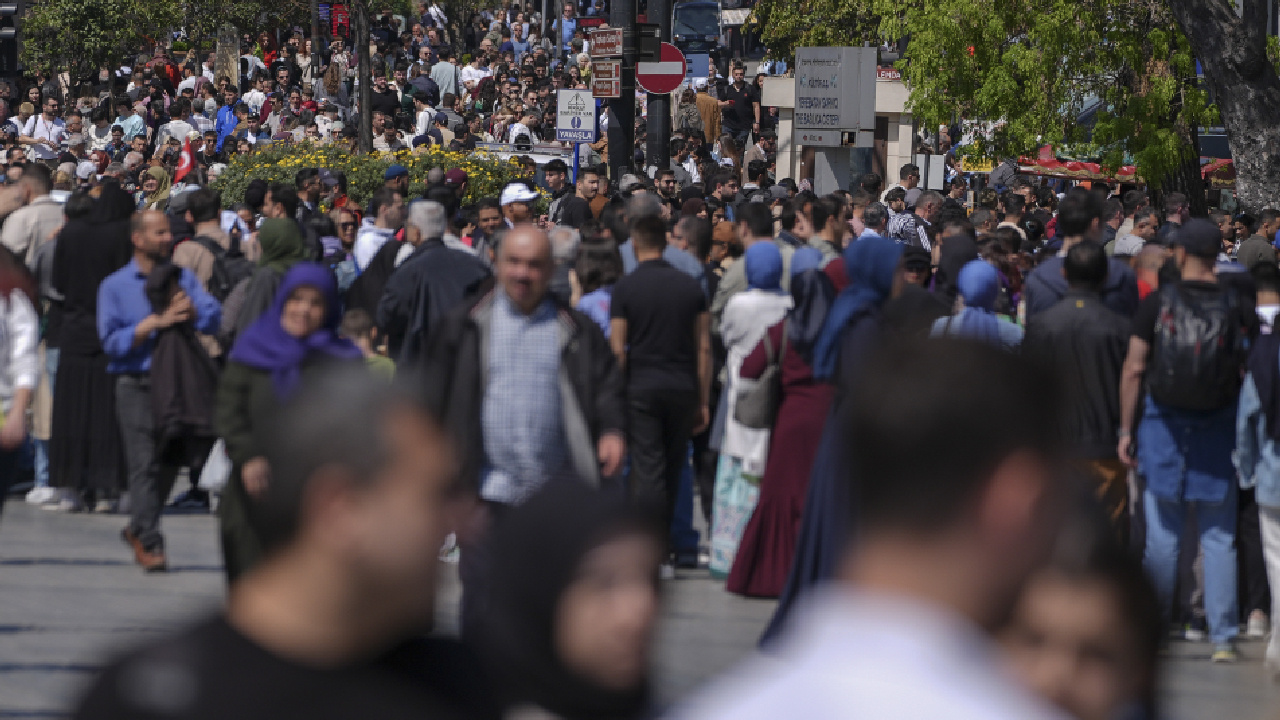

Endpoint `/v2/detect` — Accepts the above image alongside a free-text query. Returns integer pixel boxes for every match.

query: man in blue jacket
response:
[1023,187,1139,324]
[215,86,240,152]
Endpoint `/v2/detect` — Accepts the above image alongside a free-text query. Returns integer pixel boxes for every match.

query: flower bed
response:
[211,142,528,208]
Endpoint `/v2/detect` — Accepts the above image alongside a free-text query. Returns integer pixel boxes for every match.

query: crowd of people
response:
[0,5,1276,720]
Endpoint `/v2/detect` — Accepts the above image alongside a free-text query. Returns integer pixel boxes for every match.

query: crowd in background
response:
[0,5,1277,720]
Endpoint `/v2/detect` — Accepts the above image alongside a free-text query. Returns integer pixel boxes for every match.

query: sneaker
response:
[24,486,58,505]
[44,490,83,513]
[166,489,210,513]
[1185,622,1208,642]
[93,499,117,514]
[1248,610,1270,639]
[438,533,460,564]
[1211,642,1239,663]
[659,563,676,581]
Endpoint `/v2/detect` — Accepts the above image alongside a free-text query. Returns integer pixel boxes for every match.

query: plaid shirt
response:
[480,292,569,504]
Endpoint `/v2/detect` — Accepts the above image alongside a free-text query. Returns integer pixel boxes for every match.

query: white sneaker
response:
[24,486,58,505]
[1248,610,1270,639]
[438,533,460,564]
[659,563,676,581]
[93,499,117,514]
[42,489,82,513]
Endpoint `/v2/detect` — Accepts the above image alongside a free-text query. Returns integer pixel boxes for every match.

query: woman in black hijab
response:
[47,183,134,510]
[479,482,663,720]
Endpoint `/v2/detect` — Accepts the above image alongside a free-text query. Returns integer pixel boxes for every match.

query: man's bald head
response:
[496,224,554,314]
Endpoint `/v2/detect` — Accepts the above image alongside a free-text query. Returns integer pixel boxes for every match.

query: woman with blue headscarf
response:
[215,262,365,585]
[931,259,1024,351]
[710,242,795,578]
[761,235,904,642]
[727,247,835,598]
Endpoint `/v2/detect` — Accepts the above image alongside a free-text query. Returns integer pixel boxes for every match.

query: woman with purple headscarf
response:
[215,262,364,584]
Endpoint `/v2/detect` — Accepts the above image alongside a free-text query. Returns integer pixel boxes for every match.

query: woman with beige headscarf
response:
[137,166,171,212]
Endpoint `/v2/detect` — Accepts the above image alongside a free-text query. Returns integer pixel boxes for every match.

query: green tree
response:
[753,0,1280,212]
[21,0,181,84]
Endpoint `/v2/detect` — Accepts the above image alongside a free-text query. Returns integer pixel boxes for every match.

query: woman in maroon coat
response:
[727,250,835,598]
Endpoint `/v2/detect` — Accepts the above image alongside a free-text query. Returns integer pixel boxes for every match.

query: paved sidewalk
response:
[2,499,1279,719]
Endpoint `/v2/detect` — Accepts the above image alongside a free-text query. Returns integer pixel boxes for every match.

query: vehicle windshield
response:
[673,5,719,36]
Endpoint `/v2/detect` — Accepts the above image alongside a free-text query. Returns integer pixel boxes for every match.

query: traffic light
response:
[0,2,19,76]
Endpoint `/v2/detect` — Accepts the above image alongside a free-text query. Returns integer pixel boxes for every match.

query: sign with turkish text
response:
[589,28,624,57]
[556,89,598,142]
[794,47,877,131]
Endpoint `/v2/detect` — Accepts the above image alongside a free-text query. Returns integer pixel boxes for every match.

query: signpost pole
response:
[572,142,581,184]
[645,0,671,177]
[608,0,636,182]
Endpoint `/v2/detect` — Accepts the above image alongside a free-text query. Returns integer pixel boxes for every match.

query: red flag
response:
[174,136,194,182]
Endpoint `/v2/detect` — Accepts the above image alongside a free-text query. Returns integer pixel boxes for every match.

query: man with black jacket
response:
[377,200,491,365]
[419,224,625,637]
[1022,241,1131,542]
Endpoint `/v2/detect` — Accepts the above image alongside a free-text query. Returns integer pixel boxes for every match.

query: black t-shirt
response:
[556,195,594,228]
[74,617,492,720]
[611,258,707,392]
[721,81,759,131]
[370,87,402,118]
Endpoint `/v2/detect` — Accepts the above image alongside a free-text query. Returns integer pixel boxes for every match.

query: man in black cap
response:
[1118,217,1255,664]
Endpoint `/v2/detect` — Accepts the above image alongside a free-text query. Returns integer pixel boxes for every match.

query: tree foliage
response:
[751,0,1216,192]
[20,0,181,82]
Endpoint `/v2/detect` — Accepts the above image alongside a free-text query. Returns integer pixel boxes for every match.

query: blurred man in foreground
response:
[74,367,483,720]
[673,339,1069,720]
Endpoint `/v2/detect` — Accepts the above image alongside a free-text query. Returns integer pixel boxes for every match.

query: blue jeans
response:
[1143,486,1238,643]
[1137,396,1239,643]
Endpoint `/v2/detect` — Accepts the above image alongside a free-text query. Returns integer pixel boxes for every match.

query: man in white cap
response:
[500,181,538,225]
[75,160,97,187]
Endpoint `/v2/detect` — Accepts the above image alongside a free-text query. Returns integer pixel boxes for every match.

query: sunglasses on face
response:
[340,222,357,230]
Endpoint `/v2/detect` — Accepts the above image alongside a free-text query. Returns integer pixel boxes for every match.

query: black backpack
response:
[192,231,255,303]
[1147,283,1248,411]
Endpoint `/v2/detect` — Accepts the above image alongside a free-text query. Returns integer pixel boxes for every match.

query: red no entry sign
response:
[636,42,686,95]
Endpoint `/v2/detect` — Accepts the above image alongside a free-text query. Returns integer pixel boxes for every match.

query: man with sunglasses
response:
[19,96,65,164]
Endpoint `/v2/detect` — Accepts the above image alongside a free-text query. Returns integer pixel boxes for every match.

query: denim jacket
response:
[1235,373,1280,507]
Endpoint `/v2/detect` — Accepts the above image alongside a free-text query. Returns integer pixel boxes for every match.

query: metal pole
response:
[607,0,634,181]
[645,0,670,178]
[572,141,580,184]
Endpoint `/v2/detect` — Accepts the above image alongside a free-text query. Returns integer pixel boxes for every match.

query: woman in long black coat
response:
[48,183,133,508]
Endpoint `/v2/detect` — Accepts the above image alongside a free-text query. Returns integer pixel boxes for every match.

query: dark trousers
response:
[691,384,721,526]
[1240,487,1271,618]
[0,447,19,520]
[115,376,181,551]
[458,500,510,640]
[627,388,698,551]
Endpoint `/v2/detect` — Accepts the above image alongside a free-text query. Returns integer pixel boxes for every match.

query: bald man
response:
[419,224,626,637]
[98,209,222,571]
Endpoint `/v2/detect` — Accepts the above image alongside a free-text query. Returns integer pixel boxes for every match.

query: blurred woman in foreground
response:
[479,482,663,720]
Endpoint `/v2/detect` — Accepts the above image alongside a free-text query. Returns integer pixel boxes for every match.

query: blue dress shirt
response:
[97,259,222,374]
